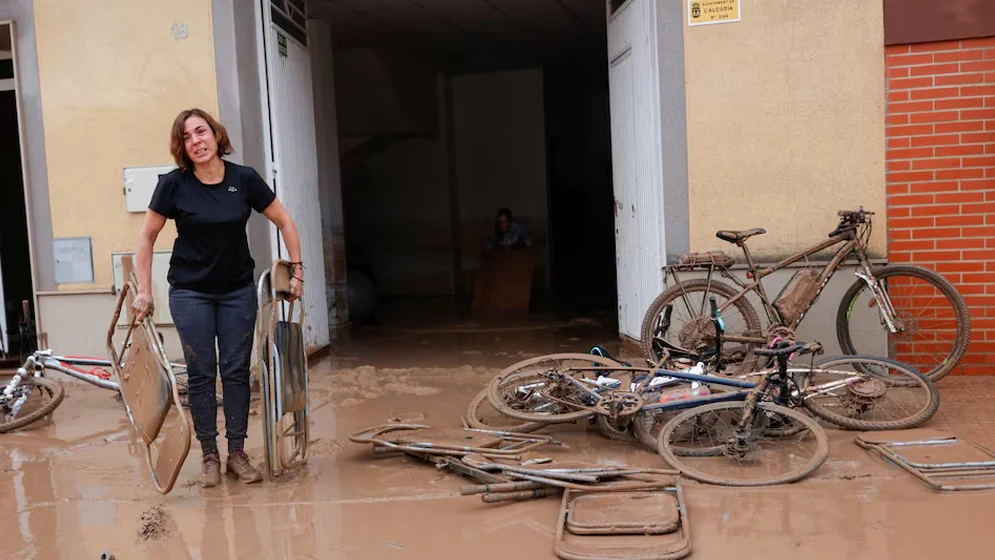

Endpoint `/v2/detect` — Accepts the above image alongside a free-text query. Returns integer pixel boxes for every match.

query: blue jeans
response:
[169,284,256,456]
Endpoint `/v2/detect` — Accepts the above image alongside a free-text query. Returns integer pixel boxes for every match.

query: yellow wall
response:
[684,0,887,259]
[33,0,219,289]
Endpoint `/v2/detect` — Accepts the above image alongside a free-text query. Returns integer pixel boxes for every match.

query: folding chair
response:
[253,259,310,477]
[856,429,995,491]
[554,478,692,560]
[106,271,191,494]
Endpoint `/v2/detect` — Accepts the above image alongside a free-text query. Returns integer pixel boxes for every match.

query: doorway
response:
[0,23,35,360]
[317,1,619,332]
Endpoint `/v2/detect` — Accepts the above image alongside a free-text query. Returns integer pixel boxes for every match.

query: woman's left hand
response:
[290,275,304,300]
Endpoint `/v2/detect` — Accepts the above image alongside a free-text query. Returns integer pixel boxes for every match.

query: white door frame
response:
[250,1,330,351]
[253,0,277,247]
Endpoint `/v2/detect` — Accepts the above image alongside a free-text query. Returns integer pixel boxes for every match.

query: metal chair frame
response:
[253,259,311,477]
[105,273,191,494]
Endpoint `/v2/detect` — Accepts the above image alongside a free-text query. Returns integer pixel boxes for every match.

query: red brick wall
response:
[885,36,995,375]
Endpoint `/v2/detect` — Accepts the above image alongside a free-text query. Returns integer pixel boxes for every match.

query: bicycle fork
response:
[727,377,770,458]
[854,271,903,334]
[2,367,31,421]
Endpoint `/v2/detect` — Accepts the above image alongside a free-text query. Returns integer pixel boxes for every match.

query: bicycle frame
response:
[36,353,120,391]
[4,350,186,393]
[569,361,873,416]
[669,218,900,345]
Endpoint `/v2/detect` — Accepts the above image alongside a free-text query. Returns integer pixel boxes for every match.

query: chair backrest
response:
[273,320,307,415]
[105,272,191,494]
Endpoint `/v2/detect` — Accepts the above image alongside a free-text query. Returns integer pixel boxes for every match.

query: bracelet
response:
[292,275,304,283]
[289,261,305,270]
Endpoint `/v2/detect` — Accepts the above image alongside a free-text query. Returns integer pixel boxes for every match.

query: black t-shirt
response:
[148,160,276,294]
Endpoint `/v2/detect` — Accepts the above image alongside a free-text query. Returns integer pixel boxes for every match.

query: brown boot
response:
[226,450,263,484]
[201,452,221,488]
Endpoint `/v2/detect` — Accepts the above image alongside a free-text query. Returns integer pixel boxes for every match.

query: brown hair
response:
[169,108,234,171]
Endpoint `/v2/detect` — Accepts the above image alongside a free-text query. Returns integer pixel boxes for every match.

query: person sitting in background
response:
[487,208,532,250]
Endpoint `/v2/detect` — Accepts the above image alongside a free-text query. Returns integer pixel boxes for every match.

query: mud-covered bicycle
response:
[481,338,938,486]
[0,349,187,434]
[482,346,939,432]
[640,207,970,381]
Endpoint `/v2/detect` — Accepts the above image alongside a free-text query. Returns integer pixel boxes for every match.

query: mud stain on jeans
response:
[184,345,198,363]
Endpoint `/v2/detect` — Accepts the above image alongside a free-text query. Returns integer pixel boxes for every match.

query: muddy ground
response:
[2,325,995,559]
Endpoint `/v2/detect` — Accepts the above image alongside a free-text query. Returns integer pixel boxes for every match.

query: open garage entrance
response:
[0,23,35,365]
[309,0,618,334]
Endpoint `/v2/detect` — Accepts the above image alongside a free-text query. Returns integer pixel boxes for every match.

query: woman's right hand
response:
[133,292,155,322]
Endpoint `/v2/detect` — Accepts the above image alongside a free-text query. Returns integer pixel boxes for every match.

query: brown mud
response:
[3,328,995,559]
[138,504,174,542]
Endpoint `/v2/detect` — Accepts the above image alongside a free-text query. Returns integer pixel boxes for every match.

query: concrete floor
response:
[2,324,994,559]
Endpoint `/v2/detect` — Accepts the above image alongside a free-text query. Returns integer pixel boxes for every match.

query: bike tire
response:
[633,409,670,451]
[465,387,545,433]
[632,382,735,452]
[0,376,65,434]
[639,279,763,372]
[486,353,621,424]
[799,355,940,431]
[836,264,970,382]
[656,400,829,487]
[595,415,639,443]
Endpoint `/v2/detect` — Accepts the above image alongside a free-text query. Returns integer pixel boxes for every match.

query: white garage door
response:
[257,0,330,352]
[607,0,668,340]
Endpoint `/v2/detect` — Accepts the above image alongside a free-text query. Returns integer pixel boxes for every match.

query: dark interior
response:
[0,88,35,358]
[314,0,618,328]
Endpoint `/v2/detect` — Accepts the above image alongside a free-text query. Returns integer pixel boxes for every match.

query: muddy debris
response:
[387,411,427,423]
[322,366,495,407]
[309,437,344,456]
[137,504,174,542]
[839,474,872,481]
[817,473,873,481]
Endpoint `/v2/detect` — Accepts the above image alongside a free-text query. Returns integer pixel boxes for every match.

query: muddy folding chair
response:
[554,478,692,560]
[856,429,995,491]
[106,271,191,495]
[348,424,561,460]
[253,259,310,478]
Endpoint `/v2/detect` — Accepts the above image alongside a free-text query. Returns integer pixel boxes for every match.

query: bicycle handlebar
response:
[836,207,874,225]
[837,209,875,219]
[830,207,874,237]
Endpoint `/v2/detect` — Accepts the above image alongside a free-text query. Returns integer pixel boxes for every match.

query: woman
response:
[133,108,305,487]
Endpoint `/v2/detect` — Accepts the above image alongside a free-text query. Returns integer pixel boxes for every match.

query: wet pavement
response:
[2,325,995,559]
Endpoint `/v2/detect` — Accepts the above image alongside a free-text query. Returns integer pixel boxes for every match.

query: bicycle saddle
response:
[715,228,766,244]
[589,345,631,367]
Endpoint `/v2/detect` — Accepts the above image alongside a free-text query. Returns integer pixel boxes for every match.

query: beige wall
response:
[684,0,887,260]
[37,293,183,375]
[32,0,219,289]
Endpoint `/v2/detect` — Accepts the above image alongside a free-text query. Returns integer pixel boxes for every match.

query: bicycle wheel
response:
[657,401,829,487]
[486,353,625,424]
[836,264,970,382]
[639,279,763,374]
[595,415,639,442]
[794,355,940,431]
[465,387,545,433]
[0,376,65,434]
[632,382,735,452]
